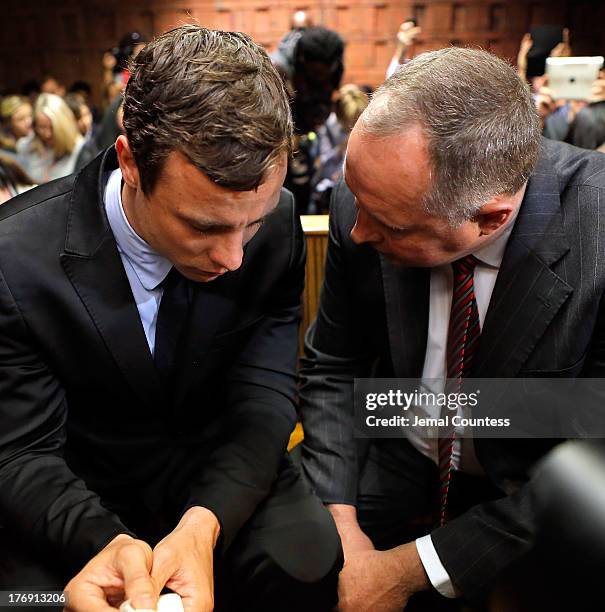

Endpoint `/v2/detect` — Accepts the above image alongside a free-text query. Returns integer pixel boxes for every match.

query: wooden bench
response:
[289,215,329,451]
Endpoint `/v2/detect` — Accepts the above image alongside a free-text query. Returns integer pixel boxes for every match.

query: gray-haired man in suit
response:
[300,47,605,611]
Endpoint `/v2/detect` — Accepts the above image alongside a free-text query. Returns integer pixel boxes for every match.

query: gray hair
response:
[361,47,541,225]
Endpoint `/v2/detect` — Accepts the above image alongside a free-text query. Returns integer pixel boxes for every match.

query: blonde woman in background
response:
[310,84,369,212]
[335,84,370,132]
[16,93,84,183]
[0,96,33,157]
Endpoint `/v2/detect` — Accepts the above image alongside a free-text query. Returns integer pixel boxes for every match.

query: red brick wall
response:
[1,0,603,105]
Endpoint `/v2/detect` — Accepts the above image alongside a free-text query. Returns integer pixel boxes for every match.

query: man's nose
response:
[350,209,381,245]
[208,232,244,272]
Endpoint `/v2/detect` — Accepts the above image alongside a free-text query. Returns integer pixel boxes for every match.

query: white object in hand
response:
[119,593,184,612]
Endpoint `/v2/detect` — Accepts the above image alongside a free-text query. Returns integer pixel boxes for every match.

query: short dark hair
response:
[123,25,292,195]
[0,154,34,192]
[295,26,344,88]
[69,81,92,96]
[362,47,542,224]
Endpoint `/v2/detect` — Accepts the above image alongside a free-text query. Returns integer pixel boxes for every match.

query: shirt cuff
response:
[415,535,460,599]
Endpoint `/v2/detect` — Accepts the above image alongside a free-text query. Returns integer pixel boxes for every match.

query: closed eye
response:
[387,224,408,235]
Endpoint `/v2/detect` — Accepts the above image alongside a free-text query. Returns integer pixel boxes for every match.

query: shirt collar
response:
[104,168,172,290]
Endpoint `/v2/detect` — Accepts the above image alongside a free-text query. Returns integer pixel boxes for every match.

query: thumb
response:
[115,541,158,610]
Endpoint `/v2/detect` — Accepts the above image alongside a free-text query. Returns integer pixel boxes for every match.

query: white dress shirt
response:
[104,168,172,355]
[413,219,516,598]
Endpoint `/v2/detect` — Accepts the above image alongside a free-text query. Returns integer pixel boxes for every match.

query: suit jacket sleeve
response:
[183,192,306,552]
[299,180,372,505]
[0,267,136,572]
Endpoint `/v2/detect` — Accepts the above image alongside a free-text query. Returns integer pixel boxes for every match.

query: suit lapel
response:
[61,148,161,407]
[474,150,573,377]
[380,256,430,377]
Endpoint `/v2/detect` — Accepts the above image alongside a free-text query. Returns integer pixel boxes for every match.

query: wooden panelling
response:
[489,3,505,31]
[299,215,329,355]
[0,1,603,105]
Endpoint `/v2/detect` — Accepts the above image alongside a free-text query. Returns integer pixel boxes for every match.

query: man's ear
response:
[474,196,516,236]
[115,135,140,189]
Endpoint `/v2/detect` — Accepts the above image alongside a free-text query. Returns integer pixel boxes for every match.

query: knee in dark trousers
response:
[215,456,343,611]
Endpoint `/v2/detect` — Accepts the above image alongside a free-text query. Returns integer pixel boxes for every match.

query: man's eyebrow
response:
[357,198,408,232]
[181,206,277,231]
[345,169,407,232]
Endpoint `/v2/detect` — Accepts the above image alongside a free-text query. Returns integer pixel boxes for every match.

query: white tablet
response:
[546,56,604,101]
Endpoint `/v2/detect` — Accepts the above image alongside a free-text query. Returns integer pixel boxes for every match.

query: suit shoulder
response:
[277,186,295,211]
[0,176,74,269]
[0,174,74,224]
[543,138,605,190]
[263,187,298,236]
[248,187,300,256]
[329,179,357,236]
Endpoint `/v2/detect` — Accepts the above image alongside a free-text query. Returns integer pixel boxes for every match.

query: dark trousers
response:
[0,455,343,611]
[356,439,502,612]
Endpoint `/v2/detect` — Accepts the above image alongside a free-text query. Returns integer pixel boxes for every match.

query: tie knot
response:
[161,267,183,290]
[159,267,191,307]
[452,254,479,276]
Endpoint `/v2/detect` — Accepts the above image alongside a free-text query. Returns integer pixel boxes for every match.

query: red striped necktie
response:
[438,254,480,526]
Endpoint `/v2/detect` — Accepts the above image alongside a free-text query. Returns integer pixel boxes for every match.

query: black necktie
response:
[154,267,191,383]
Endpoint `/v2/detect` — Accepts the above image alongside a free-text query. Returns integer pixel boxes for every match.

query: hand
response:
[337,543,430,612]
[397,24,421,48]
[590,78,605,103]
[150,506,220,612]
[518,33,533,62]
[103,52,117,71]
[535,87,556,126]
[550,28,571,58]
[64,534,156,612]
[327,504,374,557]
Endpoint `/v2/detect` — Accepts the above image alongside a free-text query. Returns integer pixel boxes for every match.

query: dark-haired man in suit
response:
[300,47,605,611]
[0,25,341,612]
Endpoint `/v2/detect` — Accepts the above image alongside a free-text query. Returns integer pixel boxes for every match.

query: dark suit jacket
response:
[566,100,605,150]
[299,138,605,603]
[0,147,305,573]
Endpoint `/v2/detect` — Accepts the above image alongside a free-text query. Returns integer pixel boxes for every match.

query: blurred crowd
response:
[1,16,604,210]
[517,27,605,151]
[0,32,143,204]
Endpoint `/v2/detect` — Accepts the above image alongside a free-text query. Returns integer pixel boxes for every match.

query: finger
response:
[151,564,211,612]
[149,558,174,594]
[64,580,118,612]
[563,27,570,44]
[114,542,157,610]
[182,594,212,612]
